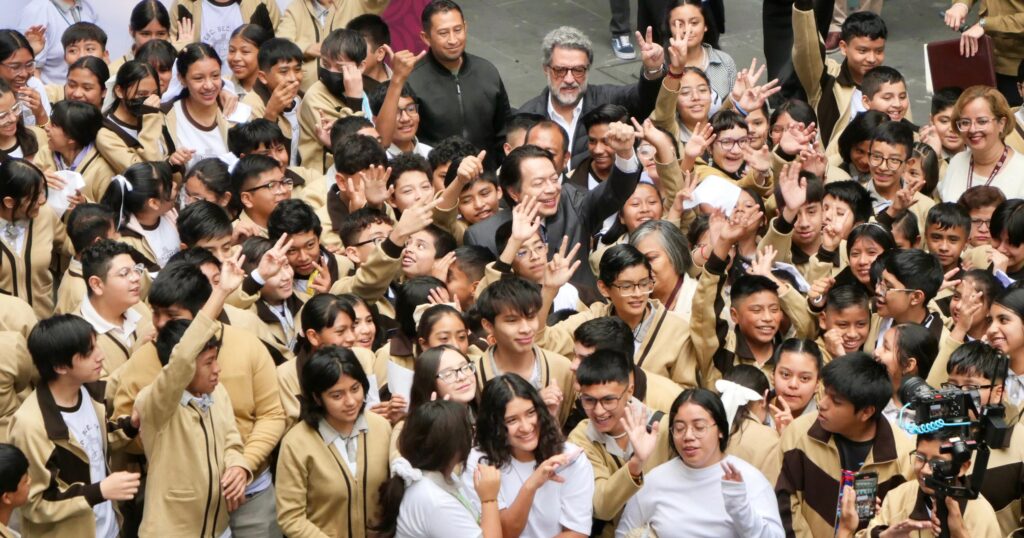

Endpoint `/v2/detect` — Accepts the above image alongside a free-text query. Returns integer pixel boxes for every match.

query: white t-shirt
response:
[939,148,1024,202]
[617,455,783,538]
[173,100,229,169]
[397,470,483,538]
[461,444,594,538]
[132,214,180,268]
[200,0,244,79]
[60,387,117,538]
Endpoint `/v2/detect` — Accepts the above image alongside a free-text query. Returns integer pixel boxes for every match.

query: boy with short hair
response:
[230,154,293,239]
[75,240,155,379]
[371,82,432,159]
[242,38,304,166]
[776,352,915,537]
[923,202,971,275]
[228,118,327,209]
[58,204,118,315]
[812,283,872,361]
[474,276,576,426]
[268,199,350,298]
[759,172,827,279]
[929,87,966,160]
[297,28,368,173]
[346,14,392,90]
[177,200,235,262]
[859,66,910,123]
[870,248,946,349]
[61,22,108,67]
[957,185,1005,248]
[11,315,142,537]
[316,134,392,251]
[387,152,434,214]
[0,443,30,537]
[446,245,494,309]
[566,348,671,536]
[869,121,936,228]
[503,113,542,156]
[569,104,630,192]
[401,225,457,280]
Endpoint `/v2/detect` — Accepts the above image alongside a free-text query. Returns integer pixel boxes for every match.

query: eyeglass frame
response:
[0,60,35,75]
[0,103,21,124]
[867,152,906,170]
[352,235,386,248]
[547,64,588,80]
[671,419,718,438]
[940,382,993,392]
[715,137,752,151]
[243,177,295,194]
[607,277,656,296]
[579,386,630,412]
[955,116,996,131]
[437,362,476,384]
[875,280,916,296]
[970,218,991,230]
[113,263,147,280]
[515,242,548,259]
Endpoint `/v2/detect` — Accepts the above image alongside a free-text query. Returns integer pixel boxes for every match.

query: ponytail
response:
[100,161,174,228]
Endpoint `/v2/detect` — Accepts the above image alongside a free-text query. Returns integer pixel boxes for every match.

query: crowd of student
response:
[0,0,1019,536]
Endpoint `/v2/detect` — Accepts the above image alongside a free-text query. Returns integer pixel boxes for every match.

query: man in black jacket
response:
[463,122,641,299]
[407,0,510,168]
[517,25,665,172]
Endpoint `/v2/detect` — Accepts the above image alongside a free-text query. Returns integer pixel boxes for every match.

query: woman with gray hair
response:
[630,220,698,318]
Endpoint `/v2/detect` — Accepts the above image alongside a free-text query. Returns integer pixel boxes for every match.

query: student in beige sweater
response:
[0,443,30,538]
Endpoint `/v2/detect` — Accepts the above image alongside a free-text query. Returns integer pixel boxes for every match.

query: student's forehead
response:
[846,36,885,48]
[875,81,907,93]
[738,290,779,307]
[869,140,904,154]
[108,254,136,269]
[881,270,903,285]
[580,380,626,395]
[69,39,103,48]
[828,303,870,319]
[395,170,430,187]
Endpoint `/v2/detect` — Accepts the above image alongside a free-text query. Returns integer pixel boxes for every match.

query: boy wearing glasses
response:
[228,119,327,211]
[868,249,946,352]
[73,240,154,380]
[567,349,671,537]
[869,122,935,229]
[231,154,293,240]
[777,352,915,537]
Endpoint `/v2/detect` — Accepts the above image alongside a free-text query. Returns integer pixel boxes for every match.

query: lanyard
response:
[448,487,481,524]
[967,145,1009,189]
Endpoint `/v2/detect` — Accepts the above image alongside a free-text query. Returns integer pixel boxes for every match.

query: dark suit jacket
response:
[462,159,641,296]
[517,74,662,171]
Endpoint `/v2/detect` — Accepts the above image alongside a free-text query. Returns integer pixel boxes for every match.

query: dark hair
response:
[499,145,555,205]
[0,30,31,66]
[0,158,44,213]
[228,154,281,216]
[410,344,473,411]
[931,87,963,116]
[821,352,892,417]
[947,340,1009,384]
[475,276,543,323]
[709,108,749,135]
[581,103,630,133]
[184,158,232,206]
[268,199,322,242]
[100,161,174,228]
[129,0,170,33]
[730,274,779,305]
[686,214,710,250]
[228,118,288,157]
[993,288,1024,327]
[574,317,634,356]
[669,388,729,452]
[299,346,370,427]
[598,244,652,285]
[396,277,447,338]
[861,66,905,99]
[333,134,388,176]
[891,323,938,379]
[846,222,896,257]
[0,443,27,494]
[27,315,95,383]
[389,152,433,189]
[256,37,303,72]
[910,142,941,197]
[883,249,944,302]
[840,11,888,43]
[149,260,211,315]
[49,100,103,149]
[66,203,114,255]
[870,120,914,159]
[154,318,221,366]
[957,185,1006,213]
[723,365,770,435]
[925,202,970,236]
[321,28,367,64]
[368,80,418,117]
[428,136,477,171]
[347,13,391,48]
[421,0,465,32]
[960,269,1003,307]
[524,120,571,159]
[415,304,465,355]
[0,81,38,161]
[452,245,494,282]
[338,207,393,247]
[420,225,457,259]
[825,284,871,314]
[838,110,889,166]
[240,237,273,274]
[80,239,135,294]
[167,246,220,269]
[476,374,564,468]
[772,338,824,373]
[989,199,1024,247]
[891,210,919,247]
[175,42,221,101]
[68,55,110,91]
[769,99,817,130]
[61,22,107,50]
[576,348,633,387]
[230,23,272,50]
[507,112,544,137]
[111,59,160,113]
[664,0,721,49]
[295,293,356,362]
[178,200,232,247]
[330,116,375,150]
[377,400,475,534]
[134,39,176,76]
[824,180,874,224]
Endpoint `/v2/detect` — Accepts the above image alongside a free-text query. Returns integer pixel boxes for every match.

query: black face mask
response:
[318,66,347,99]
[124,96,148,116]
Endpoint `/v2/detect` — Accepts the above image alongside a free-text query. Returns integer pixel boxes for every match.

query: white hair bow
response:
[390,457,423,487]
[112,174,133,192]
[714,379,764,430]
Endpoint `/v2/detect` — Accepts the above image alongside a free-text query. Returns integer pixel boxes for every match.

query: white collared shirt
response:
[319,415,369,475]
[388,140,433,160]
[0,218,28,256]
[547,94,584,158]
[1006,370,1024,409]
[18,0,98,84]
[79,296,141,350]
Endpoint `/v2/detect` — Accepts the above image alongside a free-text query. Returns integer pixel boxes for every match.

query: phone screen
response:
[854,473,878,520]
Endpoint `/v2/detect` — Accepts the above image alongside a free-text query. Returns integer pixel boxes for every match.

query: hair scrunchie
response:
[714,379,764,430]
[390,457,424,487]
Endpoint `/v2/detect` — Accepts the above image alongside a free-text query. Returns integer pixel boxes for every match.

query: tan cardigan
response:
[0,206,67,319]
[33,145,118,203]
[297,81,363,173]
[135,313,250,537]
[0,294,37,340]
[276,346,377,430]
[72,301,156,381]
[275,412,392,537]
[0,331,36,444]
[95,110,171,174]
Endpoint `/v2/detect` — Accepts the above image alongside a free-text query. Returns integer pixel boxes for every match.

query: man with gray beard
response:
[518,26,666,171]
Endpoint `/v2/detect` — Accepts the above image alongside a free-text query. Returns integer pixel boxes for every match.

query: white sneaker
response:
[612,35,636,60]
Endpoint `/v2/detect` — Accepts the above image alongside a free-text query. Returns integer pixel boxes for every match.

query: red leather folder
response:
[926,36,997,91]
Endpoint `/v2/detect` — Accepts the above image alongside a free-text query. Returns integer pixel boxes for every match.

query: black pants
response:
[763,0,836,103]
[611,0,631,36]
[997,73,1024,107]
[638,0,671,44]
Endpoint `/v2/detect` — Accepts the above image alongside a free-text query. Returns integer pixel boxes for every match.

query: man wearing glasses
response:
[18,0,98,84]
[518,26,666,171]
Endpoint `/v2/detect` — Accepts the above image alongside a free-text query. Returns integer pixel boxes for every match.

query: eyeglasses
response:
[875,280,915,296]
[352,235,386,247]
[398,103,419,117]
[941,382,993,391]
[868,152,905,170]
[716,137,751,151]
[671,420,717,438]
[579,387,629,412]
[608,278,655,296]
[0,103,21,124]
[244,177,294,194]
[548,65,588,79]
[0,60,34,74]
[955,117,994,131]
[437,363,476,383]
[515,242,548,259]
[971,218,991,230]
[114,263,146,280]
[637,144,656,159]
[679,86,711,99]
[910,450,949,468]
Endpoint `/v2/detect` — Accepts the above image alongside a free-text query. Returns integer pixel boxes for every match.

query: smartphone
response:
[854,472,879,520]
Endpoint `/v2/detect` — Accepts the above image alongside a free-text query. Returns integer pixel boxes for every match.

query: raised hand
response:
[635,26,665,73]
[989,248,1010,273]
[511,195,541,245]
[456,150,486,185]
[808,276,836,306]
[721,461,744,483]
[316,110,335,149]
[257,233,293,281]
[621,404,660,469]
[951,284,983,341]
[219,250,247,293]
[360,164,392,207]
[430,251,457,281]
[390,197,439,245]
[391,49,427,81]
[767,396,794,434]
[427,286,452,305]
[778,122,817,156]
[24,25,45,56]
[667,170,698,222]
[731,58,780,112]
[887,177,924,216]
[605,121,640,159]
[778,162,808,222]
[747,245,778,278]
[265,79,301,120]
[542,236,582,290]
[944,2,968,30]
[822,328,846,358]
[798,146,828,178]
[684,122,716,160]
[666,24,690,74]
[742,143,772,174]
[341,61,363,98]
[172,18,194,50]
[919,124,943,157]
[539,382,564,419]
[309,261,333,294]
